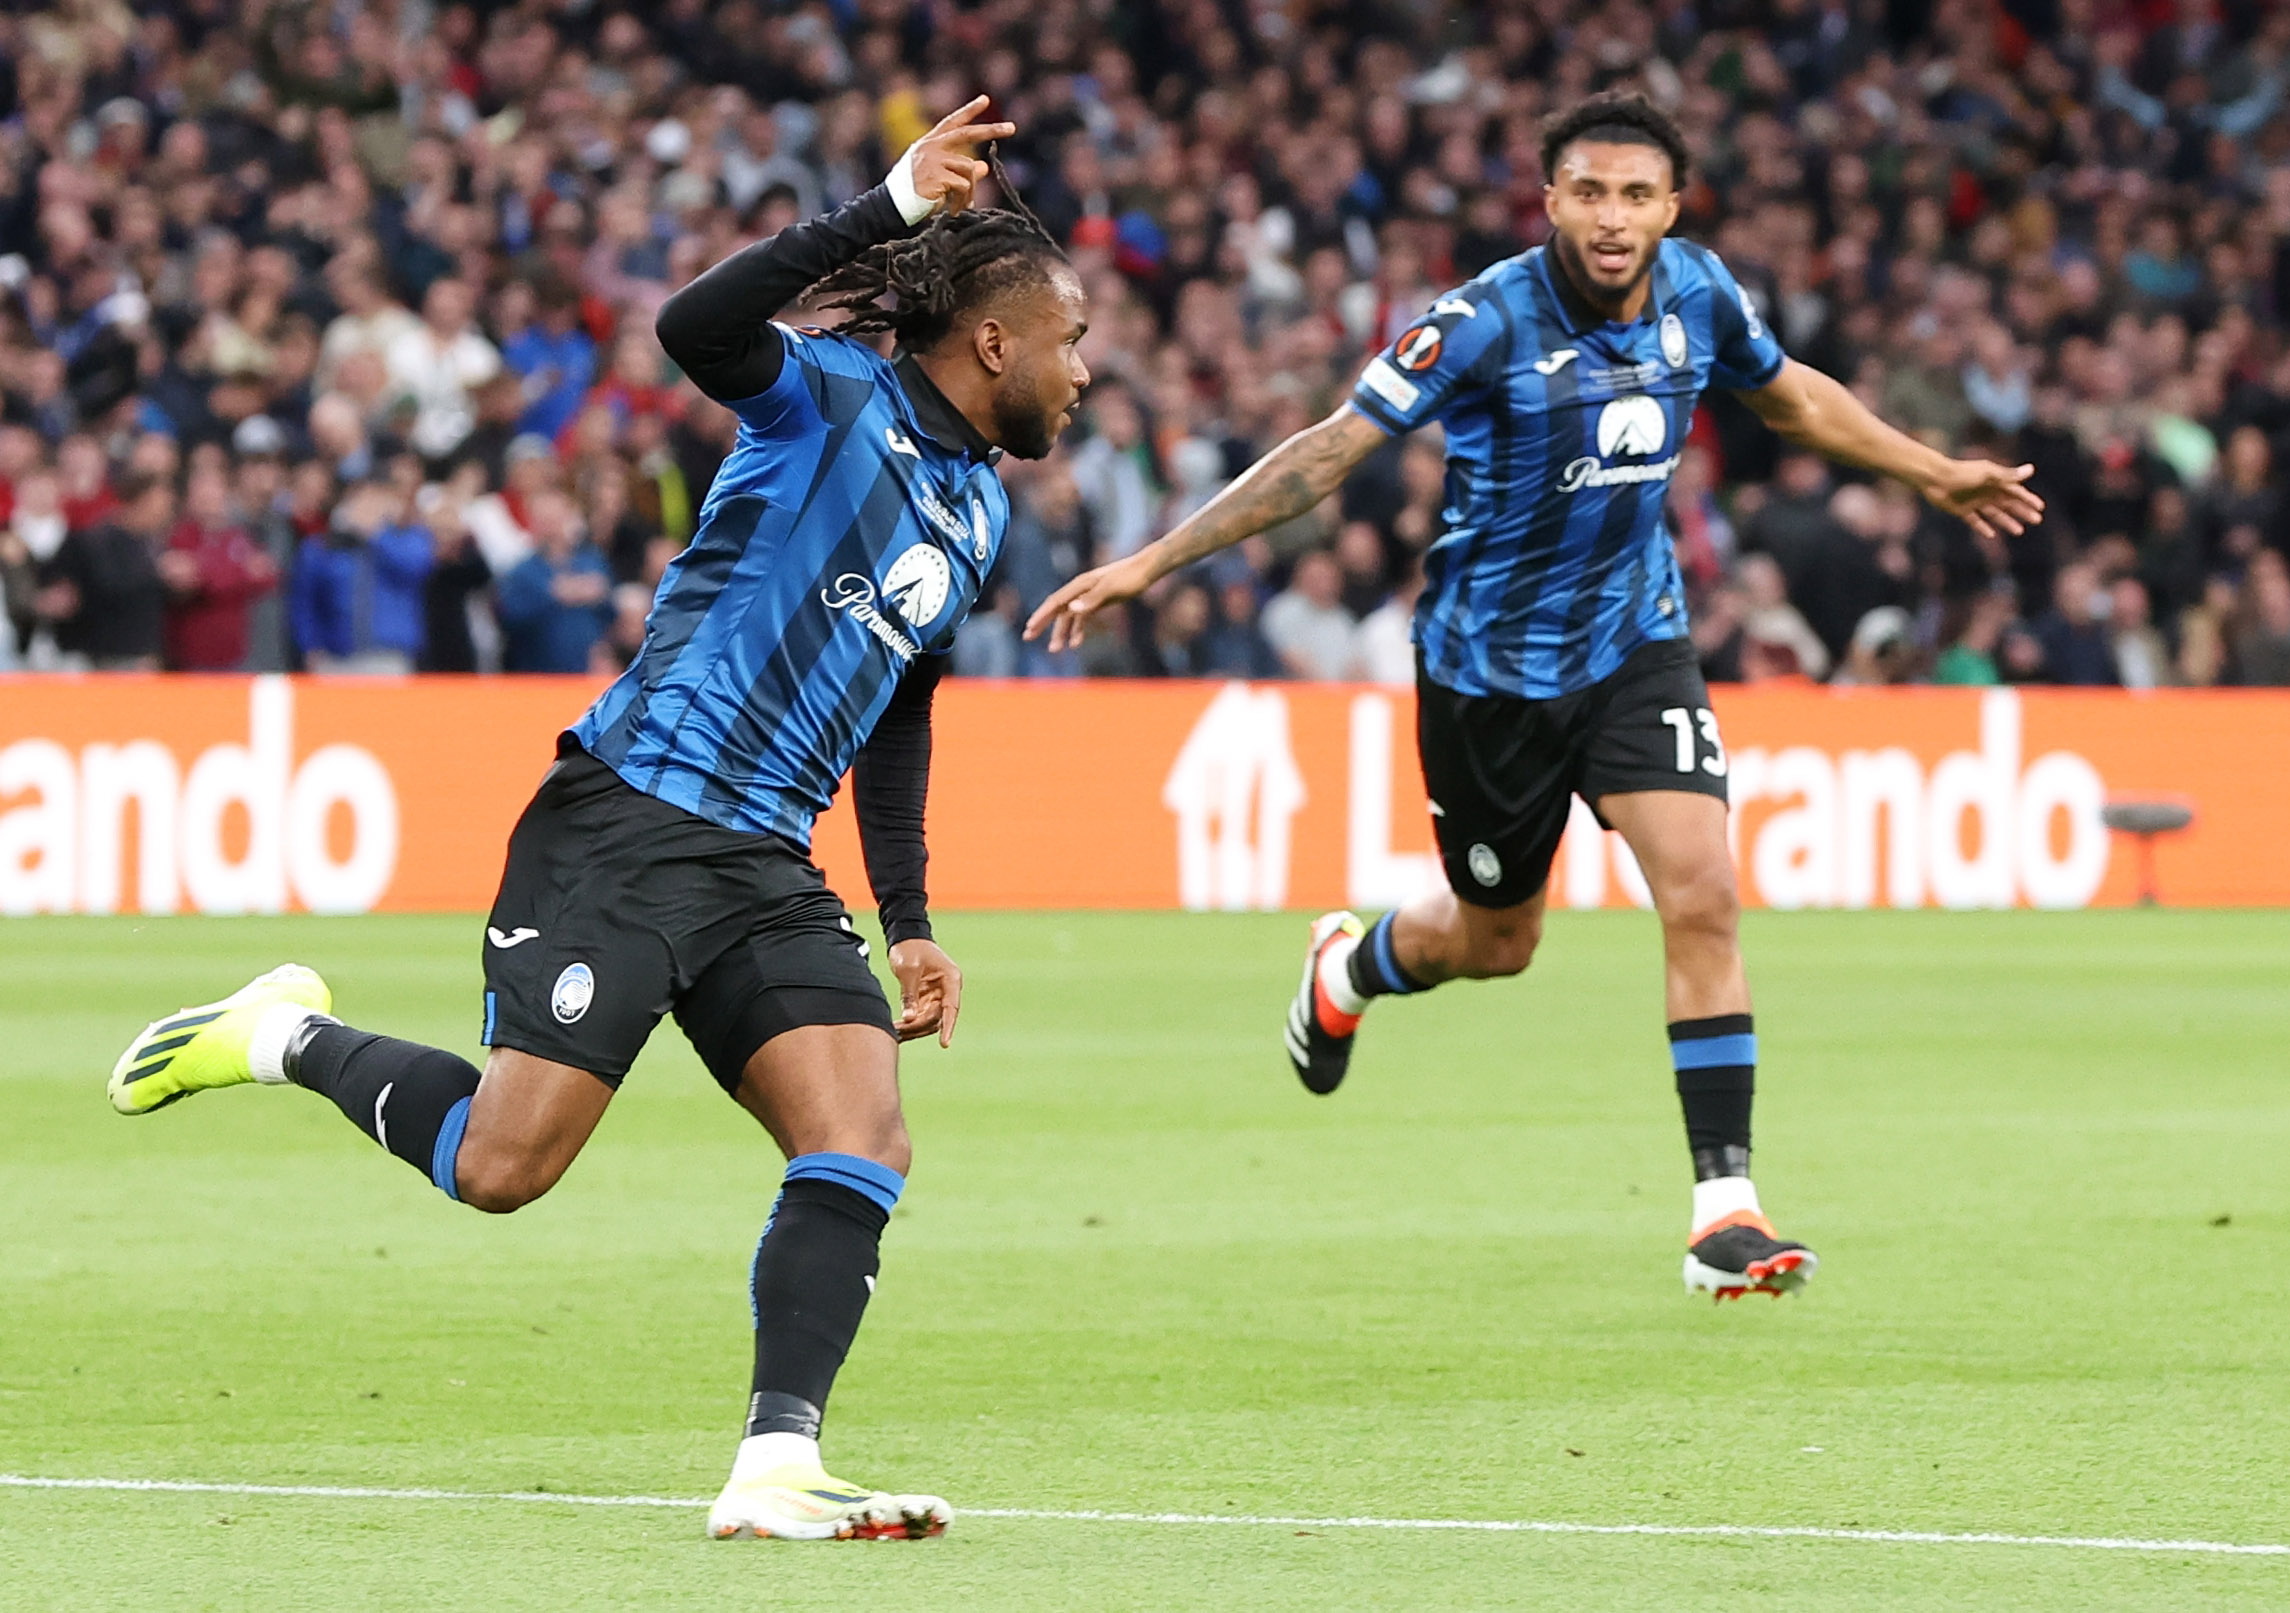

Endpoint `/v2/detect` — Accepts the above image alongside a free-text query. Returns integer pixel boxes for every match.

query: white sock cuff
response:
[1691,1175,1761,1235]
[1318,937,1367,1017]
[247,1004,325,1086]
[731,1430,821,1482]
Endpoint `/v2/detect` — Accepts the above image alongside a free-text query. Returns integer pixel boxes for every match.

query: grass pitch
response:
[3,907,2287,1611]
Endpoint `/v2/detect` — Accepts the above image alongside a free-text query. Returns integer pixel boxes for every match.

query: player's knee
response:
[1461,913,1542,978]
[1661,866,1740,943]
[848,1114,912,1180]
[794,1110,912,1180]
[454,1143,562,1214]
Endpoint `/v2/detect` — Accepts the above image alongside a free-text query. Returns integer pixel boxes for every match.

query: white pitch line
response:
[2,1475,2284,1558]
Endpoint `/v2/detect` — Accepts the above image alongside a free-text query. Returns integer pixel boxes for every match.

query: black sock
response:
[1346,913,1429,1000]
[290,1023,482,1200]
[745,1154,903,1440]
[1668,1013,1755,1182]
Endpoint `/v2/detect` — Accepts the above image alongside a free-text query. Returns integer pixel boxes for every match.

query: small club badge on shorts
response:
[1468,843,1503,887]
[552,962,595,1024]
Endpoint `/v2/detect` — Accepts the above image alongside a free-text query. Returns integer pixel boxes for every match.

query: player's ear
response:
[1662,188,1681,230]
[972,317,1010,379]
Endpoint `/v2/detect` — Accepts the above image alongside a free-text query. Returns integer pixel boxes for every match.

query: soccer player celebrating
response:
[1029,92,2041,1301]
[105,98,1090,1539]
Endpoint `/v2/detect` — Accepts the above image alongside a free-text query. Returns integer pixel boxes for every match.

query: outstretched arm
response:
[1025,403,1387,649]
[655,97,1014,404]
[1740,358,2044,541]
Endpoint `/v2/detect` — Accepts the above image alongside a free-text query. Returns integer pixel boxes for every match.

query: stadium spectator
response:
[1740,453,1836,588]
[2031,562,2120,687]
[161,463,277,671]
[1,466,68,668]
[494,488,612,674]
[2201,427,2284,567]
[1831,606,1918,688]
[44,472,173,671]
[1933,587,2019,687]
[417,489,494,675]
[291,479,432,675]
[1139,581,1217,678]
[1260,551,1357,681]
[1067,387,1160,564]
[385,277,500,466]
[1355,558,1423,686]
[2108,577,2173,691]
[1786,483,1918,667]
[1731,553,1830,684]
[317,262,420,396]
[500,275,599,446]
[2233,551,2290,687]
[1204,575,1283,679]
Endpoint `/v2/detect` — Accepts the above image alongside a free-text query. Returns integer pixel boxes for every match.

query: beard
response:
[1553,230,1651,312]
[991,368,1064,461]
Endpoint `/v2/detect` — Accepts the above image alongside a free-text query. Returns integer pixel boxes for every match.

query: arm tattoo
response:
[1148,411,1380,575]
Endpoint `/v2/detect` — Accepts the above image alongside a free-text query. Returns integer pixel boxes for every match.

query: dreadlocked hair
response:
[806,150,1067,350]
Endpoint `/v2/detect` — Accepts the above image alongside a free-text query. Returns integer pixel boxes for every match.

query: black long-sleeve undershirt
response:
[852,654,945,946]
[659,188,941,941]
[654,184,914,405]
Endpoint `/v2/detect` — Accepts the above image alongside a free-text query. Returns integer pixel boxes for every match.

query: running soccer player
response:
[105,99,1090,1539]
[1028,91,2041,1300]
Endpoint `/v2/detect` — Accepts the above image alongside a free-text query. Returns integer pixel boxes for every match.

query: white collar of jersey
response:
[892,351,1002,466]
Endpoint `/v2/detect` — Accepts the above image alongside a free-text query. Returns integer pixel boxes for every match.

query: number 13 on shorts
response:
[1660,706,1728,776]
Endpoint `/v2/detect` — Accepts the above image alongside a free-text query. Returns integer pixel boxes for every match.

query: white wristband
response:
[885,147,937,226]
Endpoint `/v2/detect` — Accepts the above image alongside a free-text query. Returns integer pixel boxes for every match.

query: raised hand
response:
[902,96,1017,218]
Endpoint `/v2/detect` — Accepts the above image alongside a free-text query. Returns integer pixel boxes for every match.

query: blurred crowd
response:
[3,0,2289,689]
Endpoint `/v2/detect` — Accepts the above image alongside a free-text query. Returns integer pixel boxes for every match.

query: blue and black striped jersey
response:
[573,329,1007,848]
[1349,237,1785,700]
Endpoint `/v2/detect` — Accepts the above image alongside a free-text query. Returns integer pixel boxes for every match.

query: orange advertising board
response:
[1,675,2283,915]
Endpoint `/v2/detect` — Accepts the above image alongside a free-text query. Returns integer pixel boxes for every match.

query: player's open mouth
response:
[1590,242,1633,273]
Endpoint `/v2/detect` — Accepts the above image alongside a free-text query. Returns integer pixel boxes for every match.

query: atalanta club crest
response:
[1660,312,1688,368]
[551,962,594,1024]
[1395,324,1443,372]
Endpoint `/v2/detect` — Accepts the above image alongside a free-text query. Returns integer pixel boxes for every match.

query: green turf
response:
[3,909,2286,1610]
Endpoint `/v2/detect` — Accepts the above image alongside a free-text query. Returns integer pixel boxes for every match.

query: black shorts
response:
[481,738,893,1092]
[1416,637,1729,908]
